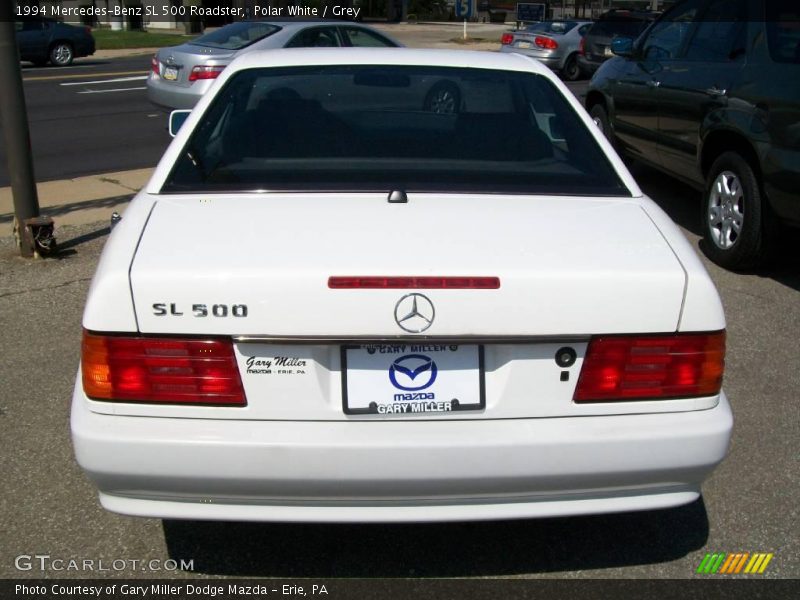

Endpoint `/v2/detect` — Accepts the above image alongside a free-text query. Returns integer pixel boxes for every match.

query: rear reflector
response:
[82,331,245,406]
[328,276,500,289]
[188,65,225,82]
[574,332,725,402]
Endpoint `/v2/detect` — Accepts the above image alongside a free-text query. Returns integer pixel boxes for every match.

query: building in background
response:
[543,1,674,20]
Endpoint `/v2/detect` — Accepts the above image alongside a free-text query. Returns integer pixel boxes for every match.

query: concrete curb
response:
[0,168,152,233]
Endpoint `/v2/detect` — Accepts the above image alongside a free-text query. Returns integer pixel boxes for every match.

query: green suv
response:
[586,0,799,270]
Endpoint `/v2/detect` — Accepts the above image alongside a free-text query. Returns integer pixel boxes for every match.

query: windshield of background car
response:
[190,22,280,50]
[766,0,800,64]
[525,21,579,34]
[589,18,651,38]
[163,65,629,196]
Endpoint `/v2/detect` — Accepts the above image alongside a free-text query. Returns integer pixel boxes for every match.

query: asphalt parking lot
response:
[0,164,797,580]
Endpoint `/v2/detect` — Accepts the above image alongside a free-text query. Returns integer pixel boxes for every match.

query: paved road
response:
[0,166,798,580]
[0,55,167,187]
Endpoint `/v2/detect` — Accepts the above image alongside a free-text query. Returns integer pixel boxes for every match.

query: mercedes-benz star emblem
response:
[394,293,435,333]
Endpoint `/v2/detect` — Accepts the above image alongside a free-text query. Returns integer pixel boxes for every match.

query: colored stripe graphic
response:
[697,552,774,574]
[745,553,774,574]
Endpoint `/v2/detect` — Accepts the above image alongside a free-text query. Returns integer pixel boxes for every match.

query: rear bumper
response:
[146,74,208,110]
[78,36,95,57]
[577,55,602,75]
[499,47,563,70]
[72,389,732,522]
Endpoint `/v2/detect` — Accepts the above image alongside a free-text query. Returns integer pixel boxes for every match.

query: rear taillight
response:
[151,55,159,76]
[535,36,558,50]
[188,65,225,82]
[579,37,586,56]
[501,33,514,45]
[328,276,500,289]
[85,27,92,35]
[574,332,725,402]
[81,331,246,406]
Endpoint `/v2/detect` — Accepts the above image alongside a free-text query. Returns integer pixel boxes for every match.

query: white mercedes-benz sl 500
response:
[72,48,732,523]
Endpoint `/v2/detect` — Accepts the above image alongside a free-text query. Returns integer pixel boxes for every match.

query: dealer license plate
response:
[342,344,484,416]
[163,66,178,81]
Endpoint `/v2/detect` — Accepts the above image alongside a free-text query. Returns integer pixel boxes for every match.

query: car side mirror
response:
[611,36,634,58]
[168,110,191,137]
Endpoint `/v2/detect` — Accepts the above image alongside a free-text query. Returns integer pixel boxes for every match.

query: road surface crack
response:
[0,276,92,300]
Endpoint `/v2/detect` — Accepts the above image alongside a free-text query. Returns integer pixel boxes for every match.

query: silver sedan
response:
[500,20,592,81]
[147,19,401,109]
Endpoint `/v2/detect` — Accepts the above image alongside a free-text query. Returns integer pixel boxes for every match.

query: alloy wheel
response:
[52,44,73,66]
[707,170,744,250]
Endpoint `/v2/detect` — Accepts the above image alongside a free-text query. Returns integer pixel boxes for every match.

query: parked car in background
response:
[15,16,95,66]
[577,9,659,77]
[74,48,732,523]
[147,19,401,109]
[500,20,592,81]
[586,0,800,270]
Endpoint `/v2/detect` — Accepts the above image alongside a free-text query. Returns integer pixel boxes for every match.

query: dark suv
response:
[586,0,800,270]
[577,10,660,77]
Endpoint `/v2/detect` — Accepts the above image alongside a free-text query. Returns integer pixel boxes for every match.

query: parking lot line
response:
[61,76,148,86]
[76,87,147,94]
[23,70,146,82]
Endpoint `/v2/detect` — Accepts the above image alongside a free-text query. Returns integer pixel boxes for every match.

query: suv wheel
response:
[702,152,764,270]
[50,42,74,66]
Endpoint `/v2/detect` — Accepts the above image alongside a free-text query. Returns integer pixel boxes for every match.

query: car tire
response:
[423,81,461,114]
[561,54,581,81]
[589,103,615,149]
[702,152,765,270]
[49,42,74,67]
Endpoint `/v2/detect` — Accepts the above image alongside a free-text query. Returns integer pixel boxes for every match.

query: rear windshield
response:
[589,18,651,38]
[163,65,628,196]
[766,0,800,64]
[525,21,579,34]
[190,22,280,50]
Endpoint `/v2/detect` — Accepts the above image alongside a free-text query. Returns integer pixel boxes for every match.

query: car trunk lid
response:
[129,193,686,337]
[156,45,234,87]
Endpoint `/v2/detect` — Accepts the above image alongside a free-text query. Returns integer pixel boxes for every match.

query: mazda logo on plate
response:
[394,293,435,333]
[389,354,438,391]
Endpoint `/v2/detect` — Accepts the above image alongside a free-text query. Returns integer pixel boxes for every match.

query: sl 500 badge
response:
[152,303,248,317]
